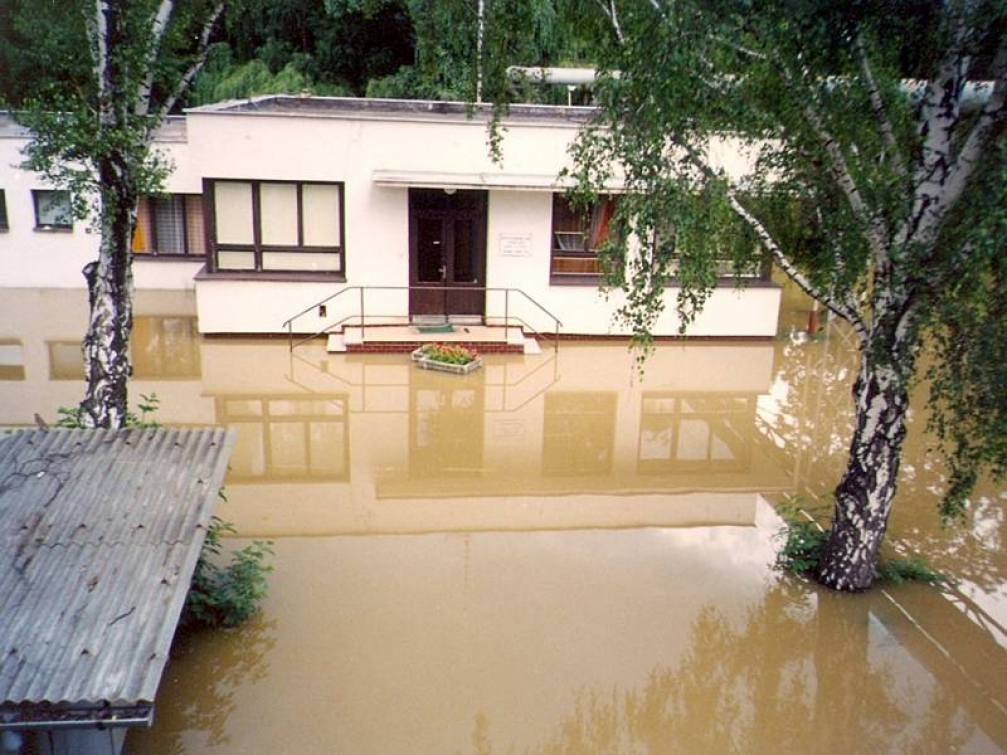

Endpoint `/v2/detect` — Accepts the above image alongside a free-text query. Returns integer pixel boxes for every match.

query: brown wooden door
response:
[409,189,487,318]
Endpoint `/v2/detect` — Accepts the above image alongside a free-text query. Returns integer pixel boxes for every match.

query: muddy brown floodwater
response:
[1,286,1005,753]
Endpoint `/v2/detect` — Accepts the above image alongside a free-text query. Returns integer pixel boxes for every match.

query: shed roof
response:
[0,427,234,729]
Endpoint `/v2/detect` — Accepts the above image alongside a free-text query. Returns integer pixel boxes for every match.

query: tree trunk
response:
[817,337,914,591]
[79,181,137,428]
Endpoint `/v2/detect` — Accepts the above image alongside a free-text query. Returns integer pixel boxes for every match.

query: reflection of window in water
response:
[410,386,484,476]
[542,392,617,477]
[218,396,349,481]
[133,317,201,379]
[638,395,755,473]
[47,317,201,381]
[0,339,25,380]
[48,341,84,380]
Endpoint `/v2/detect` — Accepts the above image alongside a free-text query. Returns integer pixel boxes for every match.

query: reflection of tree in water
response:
[125,614,277,755]
[469,581,981,755]
[764,322,1007,593]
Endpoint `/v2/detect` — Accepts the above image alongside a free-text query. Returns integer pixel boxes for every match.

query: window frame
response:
[549,193,617,284]
[32,189,73,232]
[133,193,206,259]
[205,178,346,277]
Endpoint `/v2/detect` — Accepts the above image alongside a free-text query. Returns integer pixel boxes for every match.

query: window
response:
[0,190,8,231]
[0,339,24,380]
[208,180,344,274]
[542,392,617,476]
[637,394,754,474]
[550,194,617,281]
[33,190,72,230]
[216,395,349,481]
[133,195,205,257]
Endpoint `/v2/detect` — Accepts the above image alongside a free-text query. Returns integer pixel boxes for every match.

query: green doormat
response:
[417,324,455,334]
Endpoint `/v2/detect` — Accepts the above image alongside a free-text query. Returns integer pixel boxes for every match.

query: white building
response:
[0,97,782,347]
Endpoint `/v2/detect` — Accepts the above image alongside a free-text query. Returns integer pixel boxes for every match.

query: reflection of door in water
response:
[409,377,485,476]
[409,189,487,318]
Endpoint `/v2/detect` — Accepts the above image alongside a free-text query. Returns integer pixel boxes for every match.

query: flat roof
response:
[0,427,234,729]
[187,94,599,126]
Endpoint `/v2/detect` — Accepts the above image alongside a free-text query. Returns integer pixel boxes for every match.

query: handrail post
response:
[505,289,510,337]
[359,287,365,342]
[288,321,293,352]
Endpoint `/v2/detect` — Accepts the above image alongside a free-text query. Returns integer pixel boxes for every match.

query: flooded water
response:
[1,286,1005,753]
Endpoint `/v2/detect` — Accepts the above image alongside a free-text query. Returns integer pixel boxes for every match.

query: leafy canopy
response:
[547,0,1007,513]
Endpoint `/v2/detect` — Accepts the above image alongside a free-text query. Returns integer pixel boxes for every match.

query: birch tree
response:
[559,0,1007,590]
[18,0,223,427]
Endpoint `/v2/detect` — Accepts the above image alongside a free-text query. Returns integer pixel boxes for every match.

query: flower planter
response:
[411,346,483,375]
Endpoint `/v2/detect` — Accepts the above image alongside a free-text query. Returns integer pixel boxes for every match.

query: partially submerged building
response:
[0,96,781,348]
[0,427,234,755]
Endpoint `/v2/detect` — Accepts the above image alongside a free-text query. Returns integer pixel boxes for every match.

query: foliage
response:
[417,342,479,365]
[489,0,1007,589]
[182,0,413,104]
[183,515,274,629]
[875,557,944,586]
[189,49,350,104]
[774,505,829,576]
[54,393,161,430]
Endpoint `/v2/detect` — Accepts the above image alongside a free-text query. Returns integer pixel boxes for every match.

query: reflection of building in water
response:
[410,370,485,478]
[0,288,793,536]
[48,317,201,380]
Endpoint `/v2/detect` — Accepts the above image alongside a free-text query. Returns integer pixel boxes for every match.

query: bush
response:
[184,516,274,629]
[54,392,161,429]
[775,506,829,576]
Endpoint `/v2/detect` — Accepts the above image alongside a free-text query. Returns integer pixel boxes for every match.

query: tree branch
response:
[854,31,905,179]
[931,40,1007,235]
[595,0,625,44]
[728,194,868,342]
[86,0,110,112]
[905,8,973,244]
[137,0,176,117]
[800,97,889,270]
[155,2,224,121]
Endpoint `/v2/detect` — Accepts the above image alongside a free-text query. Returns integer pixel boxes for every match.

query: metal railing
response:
[282,285,563,353]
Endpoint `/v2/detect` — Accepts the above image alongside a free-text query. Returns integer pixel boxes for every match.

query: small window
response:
[0,190,8,231]
[133,194,205,257]
[0,339,25,380]
[33,190,73,230]
[550,194,617,281]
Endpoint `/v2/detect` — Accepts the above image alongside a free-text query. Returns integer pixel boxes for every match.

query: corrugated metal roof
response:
[0,427,234,723]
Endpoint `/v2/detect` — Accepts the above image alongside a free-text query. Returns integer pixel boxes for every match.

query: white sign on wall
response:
[499,233,532,258]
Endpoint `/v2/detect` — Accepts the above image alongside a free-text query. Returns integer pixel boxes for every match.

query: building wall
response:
[0,122,202,290]
[1,104,782,337]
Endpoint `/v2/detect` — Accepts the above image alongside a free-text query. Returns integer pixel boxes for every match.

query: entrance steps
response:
[326,324,538,355]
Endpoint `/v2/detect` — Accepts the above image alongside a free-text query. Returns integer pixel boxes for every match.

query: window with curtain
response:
[133,195,205,256]
[208,180,344,274]
[550,194,617,281]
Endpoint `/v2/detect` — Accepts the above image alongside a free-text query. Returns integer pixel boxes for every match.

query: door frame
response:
[408,188,488,319]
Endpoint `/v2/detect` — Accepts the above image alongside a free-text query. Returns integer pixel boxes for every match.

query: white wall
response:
[1,103,782,336]
[0,122,202,290]
[186,107,780,336]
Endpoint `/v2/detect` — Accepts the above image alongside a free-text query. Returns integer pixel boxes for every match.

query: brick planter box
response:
[410,347,484,375]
